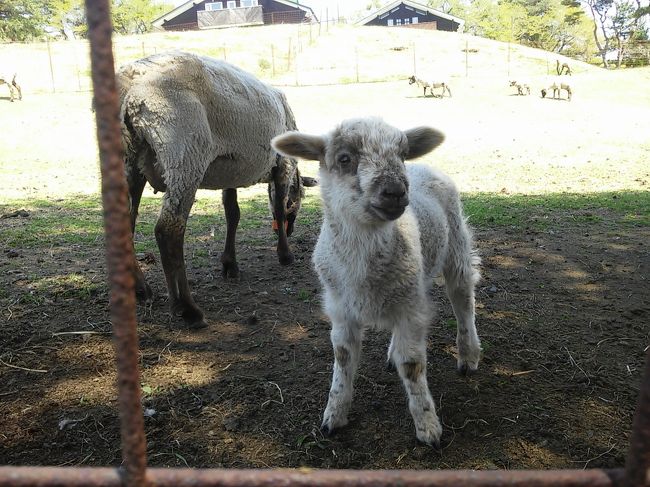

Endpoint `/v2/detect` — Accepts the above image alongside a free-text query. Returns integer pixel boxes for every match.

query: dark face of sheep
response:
[267,159,318,237]
[271,118,444,226]
[541,88,547,98]
[408,76,416,85]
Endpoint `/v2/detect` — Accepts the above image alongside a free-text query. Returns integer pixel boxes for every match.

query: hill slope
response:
[0,23,599,94]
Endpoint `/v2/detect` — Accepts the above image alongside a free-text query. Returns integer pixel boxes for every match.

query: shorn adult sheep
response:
[541,78,572,101]
[117,52,316,329]
[273,117,481,447]
[408,75,452,98]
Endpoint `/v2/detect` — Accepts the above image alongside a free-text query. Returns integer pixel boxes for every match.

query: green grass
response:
[1,190,647,254]
[462,191,650,230]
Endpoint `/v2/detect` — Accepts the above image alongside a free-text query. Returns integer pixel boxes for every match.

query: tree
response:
[582,0,648,67]
[112,0,171,35]
[46,0,86,39]
[0,0,48,41]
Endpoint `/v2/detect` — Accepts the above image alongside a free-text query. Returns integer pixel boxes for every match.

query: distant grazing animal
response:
[509,80,531,95]
[541,78,572,101]
[408,75,452,98]
[273,117,481,447]
[117,52,316,329]
[1,74,22,102]
[556,60,572,76]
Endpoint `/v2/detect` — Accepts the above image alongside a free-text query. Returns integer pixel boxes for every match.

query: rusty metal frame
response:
[0,1,648,486]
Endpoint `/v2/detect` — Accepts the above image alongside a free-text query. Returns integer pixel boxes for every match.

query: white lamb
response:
[272,117,481,447]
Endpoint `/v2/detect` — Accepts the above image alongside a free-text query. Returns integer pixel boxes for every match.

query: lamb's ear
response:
[404,127,445,160]
[301,176,319,187]
[272,132,325,161]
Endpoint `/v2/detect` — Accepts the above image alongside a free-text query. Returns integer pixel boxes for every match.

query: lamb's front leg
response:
[391,320,442,447]
[321,319,363,435]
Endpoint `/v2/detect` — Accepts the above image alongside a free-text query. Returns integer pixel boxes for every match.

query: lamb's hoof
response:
[278,251,295,266]
[457,360,479,377]
[415,420,443,449]
[320,423,335,437]
[221,261,240,279]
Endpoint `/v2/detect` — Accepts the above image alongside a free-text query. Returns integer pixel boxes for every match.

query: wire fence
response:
[0,22,583,97]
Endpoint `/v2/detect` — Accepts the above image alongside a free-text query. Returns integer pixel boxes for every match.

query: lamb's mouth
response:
[370,204,406,221]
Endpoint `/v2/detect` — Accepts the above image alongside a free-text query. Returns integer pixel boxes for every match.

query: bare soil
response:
[1,204,647,470]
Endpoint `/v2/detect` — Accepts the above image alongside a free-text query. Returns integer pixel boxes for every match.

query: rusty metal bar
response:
[624,348,650,487]
[0,467,626,487]
[85,1,148,486]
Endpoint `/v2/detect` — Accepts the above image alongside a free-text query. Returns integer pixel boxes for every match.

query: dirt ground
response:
[1,197,648,470]
[1,70,649,470]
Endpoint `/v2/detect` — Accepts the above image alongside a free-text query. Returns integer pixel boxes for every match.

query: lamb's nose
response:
[381,181,408,203]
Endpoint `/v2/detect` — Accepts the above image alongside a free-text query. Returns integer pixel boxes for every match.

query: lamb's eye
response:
[337,154,351,164]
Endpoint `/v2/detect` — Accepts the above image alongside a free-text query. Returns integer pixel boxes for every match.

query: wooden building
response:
[355,0,464,32]
[152,0,317,31]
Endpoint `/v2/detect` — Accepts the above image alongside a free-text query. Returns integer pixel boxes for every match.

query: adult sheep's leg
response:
[156,187,206,329]
[221,188,240,278]
[321,317,363,435]
[271,166,294,265]
[126,165,152,302]
[12,80,21,101]
[390,316,442,447]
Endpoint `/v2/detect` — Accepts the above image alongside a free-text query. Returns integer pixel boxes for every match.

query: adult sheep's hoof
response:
[278,250,295,266]
[221,261,240,279]
[135,280,153,303]
[172,302,207,330]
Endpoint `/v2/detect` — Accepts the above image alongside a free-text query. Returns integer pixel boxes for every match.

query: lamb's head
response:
[267,156,318,237]
[408,75,417,85]
[272,118,444,226]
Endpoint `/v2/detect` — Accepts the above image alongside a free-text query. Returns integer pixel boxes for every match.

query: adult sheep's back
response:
[118,52,297,189]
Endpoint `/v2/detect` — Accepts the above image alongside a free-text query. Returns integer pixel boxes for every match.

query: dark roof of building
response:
[152,0,317,28]
[355,0,464,28]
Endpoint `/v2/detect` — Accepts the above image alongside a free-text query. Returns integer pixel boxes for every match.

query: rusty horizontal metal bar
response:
[0,467,626,487]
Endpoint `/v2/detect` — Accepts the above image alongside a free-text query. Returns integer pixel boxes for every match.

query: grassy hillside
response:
[0,23,599,95]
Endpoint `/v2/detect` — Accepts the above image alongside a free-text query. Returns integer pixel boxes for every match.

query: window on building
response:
[227,1,236,8]
[241,0,258,6]
[387,18,394,26]
[205,2,223,10]
[395,18,402,25]
[404,18,410,24]
[412,17,418,23]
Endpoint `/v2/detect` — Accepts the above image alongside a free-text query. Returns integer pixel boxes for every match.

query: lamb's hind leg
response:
[221,188,240,278]
[321,318,363,435]
[156,185,206,329]
[445,262,481,375]
[390,314,442,447]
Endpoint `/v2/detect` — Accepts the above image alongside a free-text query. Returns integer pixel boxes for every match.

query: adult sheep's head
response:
[267,156,318,237]
[272,118,444,226]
